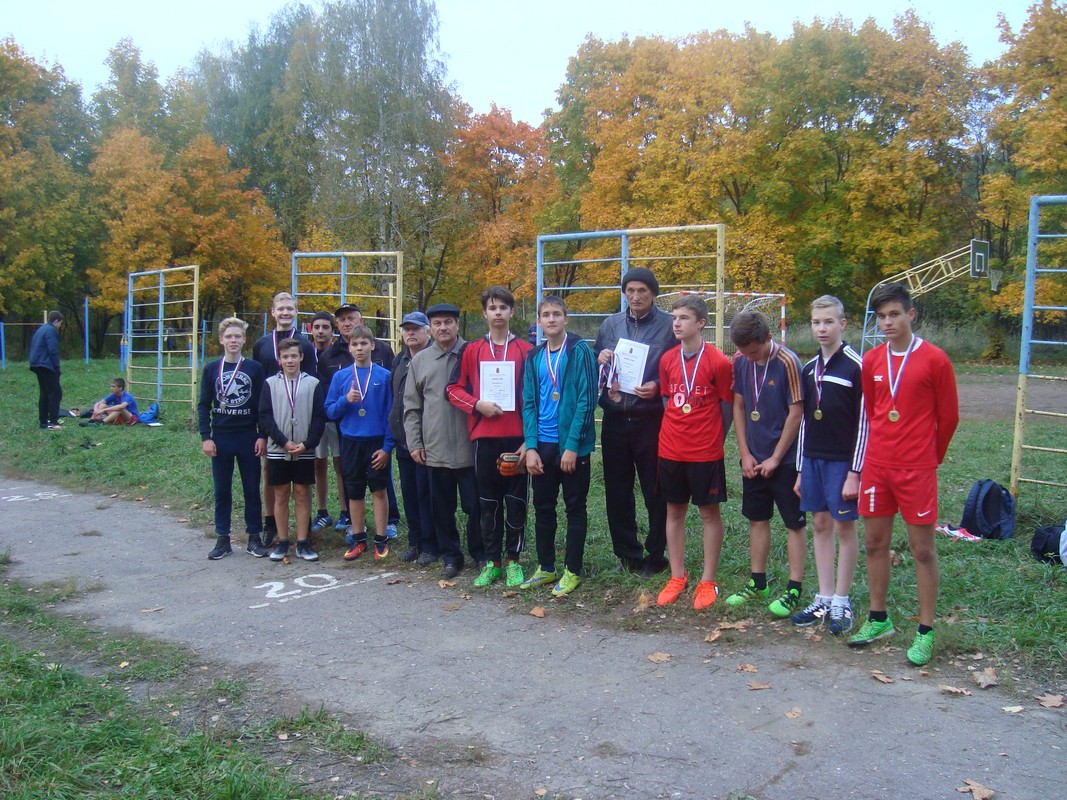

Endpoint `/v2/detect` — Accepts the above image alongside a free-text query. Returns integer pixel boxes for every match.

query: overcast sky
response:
[4,0,1033,124]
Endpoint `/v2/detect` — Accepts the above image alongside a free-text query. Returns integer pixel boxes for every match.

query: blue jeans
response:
[210,429,263,536]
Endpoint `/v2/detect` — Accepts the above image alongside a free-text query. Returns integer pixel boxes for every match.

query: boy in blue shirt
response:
[92,378,140,425]
[519,296,598,596]
[325,325,395,560]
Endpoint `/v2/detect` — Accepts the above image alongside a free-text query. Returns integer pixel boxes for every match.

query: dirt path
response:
[1,477,1062,800]
[956,369,1063,420]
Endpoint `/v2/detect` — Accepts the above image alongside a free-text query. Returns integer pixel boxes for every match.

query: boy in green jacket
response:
[520,296,598,596]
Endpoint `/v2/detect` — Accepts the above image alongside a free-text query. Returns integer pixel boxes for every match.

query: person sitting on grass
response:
[259,338,326,562]
[655,296,735,610]
[91,378,140,425]
[325,325,394,561]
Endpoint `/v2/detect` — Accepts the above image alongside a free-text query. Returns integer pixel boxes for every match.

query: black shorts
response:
[340,435,391,498]
[741,462,805,529]
[266,457,316,486]
[658,458,727,506]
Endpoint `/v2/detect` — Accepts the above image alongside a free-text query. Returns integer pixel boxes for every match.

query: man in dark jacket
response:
[594,268,676,577]
[390,311,435,562]
[29,311,64,430]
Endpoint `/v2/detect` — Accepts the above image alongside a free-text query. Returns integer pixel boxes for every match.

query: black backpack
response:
[960,480,1016,540]
[1031,525,1065,565]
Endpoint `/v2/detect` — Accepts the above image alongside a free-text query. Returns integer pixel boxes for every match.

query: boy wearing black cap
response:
[593,267,676,577]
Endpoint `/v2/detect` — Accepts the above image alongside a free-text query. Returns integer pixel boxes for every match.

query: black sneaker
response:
[262,525,277,549]
[246,534,269,558]
[441,562,461,579]
[208,536,232,560]
[295,541,319,561]
[269,541,290,562]
[400,546,419,562]
[415,552,439,566]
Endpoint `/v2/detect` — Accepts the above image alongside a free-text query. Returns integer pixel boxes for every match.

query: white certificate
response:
[614,338,650,395]
[480,360,516,411]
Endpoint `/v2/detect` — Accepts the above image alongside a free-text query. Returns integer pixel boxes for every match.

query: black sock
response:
[751,572,767,590]
[373,534,387,546]
[786,579,802,594]
[317,508,328,517]
[869,610,888,623]
[265,515,277,531]
[917,624,933,635]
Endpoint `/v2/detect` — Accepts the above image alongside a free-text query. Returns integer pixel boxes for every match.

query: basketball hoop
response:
[989,269,1003,293]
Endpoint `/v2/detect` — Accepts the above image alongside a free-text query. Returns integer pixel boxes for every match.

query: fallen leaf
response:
[890,549,903,566]
[747,681,771,690]
[784,707,801,720]
[502,591,517,598]
[140,607,164,614]
[190,503,202,510]
[956,778,996,799]
[387,579,405,585]
[972,667,998,689]
[736,663,758,673]
[535,790,547,798]
[970,652,985,661]
[437,580,455,589]
[277,733,289,741]
[109,493,119,498]
[647,652,671,664]
[1035,693,1064,709]
[919,670,931,677]
[443,603,462,612]
[804,629,822,642]
[1001,705,1024,714]
[139,483,149,489]
[176,518,190,523]
[718,621,748,631]
[134,496,144,502]
[704,630,722,643]
[939,684,972,697]
[118,661,130,669]
[872,672,894,685]
[282,556,290,565]
[632,592,654,613]
[529,606,545,618]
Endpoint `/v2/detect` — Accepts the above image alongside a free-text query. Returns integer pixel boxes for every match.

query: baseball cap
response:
[400,311,430,327]
[334,303,361,317]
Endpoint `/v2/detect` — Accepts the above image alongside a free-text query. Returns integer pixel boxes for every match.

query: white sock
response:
[831,594,850,609]
[814,594,831,606]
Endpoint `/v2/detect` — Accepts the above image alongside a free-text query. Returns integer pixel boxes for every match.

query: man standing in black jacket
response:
[29,311,64,430]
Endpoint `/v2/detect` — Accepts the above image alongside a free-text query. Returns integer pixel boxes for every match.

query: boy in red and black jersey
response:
[654,296,734,611]
[447,286,533,588]
[848,283,959,666]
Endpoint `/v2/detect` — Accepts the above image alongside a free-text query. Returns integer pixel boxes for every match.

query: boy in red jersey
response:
[655,297,735,609]
[447,286,534,588]
[848,283,959,666]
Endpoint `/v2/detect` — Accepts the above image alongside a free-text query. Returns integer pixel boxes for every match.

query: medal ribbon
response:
[680,343,705,405]
[352,363,372,407]
[218,356,243,403]
[752,342,777,411]
[487,333,510,363]
[813,353,825,410]
[283,372,302,419]
[886,335,917,411]
[546,341,566,396]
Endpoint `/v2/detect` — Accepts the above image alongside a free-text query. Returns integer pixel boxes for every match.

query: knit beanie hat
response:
[621,267,660,296]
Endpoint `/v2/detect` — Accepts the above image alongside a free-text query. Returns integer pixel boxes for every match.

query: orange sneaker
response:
[343,542,367,561]
[693,581,719,610]
[657,572,688,606]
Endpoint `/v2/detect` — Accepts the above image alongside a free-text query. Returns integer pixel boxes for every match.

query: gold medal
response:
[551,391,560,402]
[358,408,367,417]
[888,409,900,422]
[682,403,692,414]
[814,408,823,421]
[750,410,760,422]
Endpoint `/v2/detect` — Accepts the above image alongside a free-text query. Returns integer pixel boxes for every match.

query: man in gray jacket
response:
[404,304,486,578]
[29,311,64,430]
[594,268,677,577]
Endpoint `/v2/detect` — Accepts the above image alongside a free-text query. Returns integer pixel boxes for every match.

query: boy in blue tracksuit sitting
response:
[325,325,395,561]
[519,296,598,596]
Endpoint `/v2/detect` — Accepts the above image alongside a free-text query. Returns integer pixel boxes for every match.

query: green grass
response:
[1,356,1065,679]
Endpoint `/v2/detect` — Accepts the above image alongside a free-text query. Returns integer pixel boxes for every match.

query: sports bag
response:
[139,402,160,424]
[960,479,1016,540]
[1030,524,1066,565]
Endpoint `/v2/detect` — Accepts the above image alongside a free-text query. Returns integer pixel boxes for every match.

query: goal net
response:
[655,288,786,353]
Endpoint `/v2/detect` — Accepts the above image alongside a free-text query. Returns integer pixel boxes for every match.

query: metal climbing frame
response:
[1010,195,1067,497]
[291,251,404,350]
[125,264,200,415]
[536,225,726,347]
[860,241,990,353]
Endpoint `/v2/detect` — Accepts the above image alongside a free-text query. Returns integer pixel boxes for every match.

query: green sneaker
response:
[847,618,896,647]
[505,560,525,587]
[907,630,936,666]
[551,569,582,597]
[519,567,557,589]
[725,579,771,608]
[768,588,802,618]
[473,564,502,587]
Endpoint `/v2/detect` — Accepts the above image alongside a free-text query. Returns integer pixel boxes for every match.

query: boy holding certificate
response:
[447,286,533,588]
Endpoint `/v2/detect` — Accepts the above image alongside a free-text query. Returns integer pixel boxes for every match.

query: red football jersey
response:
[659,343,734,462]
[861,338,959,469]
